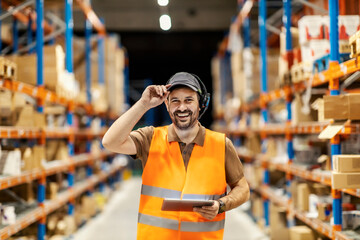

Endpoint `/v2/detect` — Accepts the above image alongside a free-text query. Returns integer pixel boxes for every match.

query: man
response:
[102,72,249,239]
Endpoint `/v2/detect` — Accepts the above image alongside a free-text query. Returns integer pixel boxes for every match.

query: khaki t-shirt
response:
[129,123,244,185]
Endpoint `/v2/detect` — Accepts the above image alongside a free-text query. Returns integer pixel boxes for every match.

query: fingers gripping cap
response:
[167,72,202,94]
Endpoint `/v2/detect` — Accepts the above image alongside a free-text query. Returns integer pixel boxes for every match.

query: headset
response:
[191,74,210,119]
[166,72,210,119]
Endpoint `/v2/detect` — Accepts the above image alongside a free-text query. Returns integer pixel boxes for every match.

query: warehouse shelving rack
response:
[221,0,360,239]
[0,1,125,240]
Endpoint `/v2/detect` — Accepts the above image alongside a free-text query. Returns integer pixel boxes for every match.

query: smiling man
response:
[102,72,250,240]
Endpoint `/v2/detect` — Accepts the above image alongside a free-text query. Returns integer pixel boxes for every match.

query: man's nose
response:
[178,102,187,111]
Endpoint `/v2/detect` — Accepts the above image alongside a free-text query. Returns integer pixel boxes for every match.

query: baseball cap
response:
[167,72,202,95]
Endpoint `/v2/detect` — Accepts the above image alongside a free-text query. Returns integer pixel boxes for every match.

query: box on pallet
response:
[73,36,125,115]
[301,39,330,63]
[298,16,324,45]
[242,48,279,99]
[333,155,360,173]
[323,15,360,41]
[8,45,65,90]
[349,30,360,58]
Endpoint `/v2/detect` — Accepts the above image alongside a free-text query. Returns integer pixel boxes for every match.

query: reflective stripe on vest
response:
[181,219,225,232]
[141,184,181,199]
[138,213,179,231]
[139,213,225,232]
[141,184,226,201]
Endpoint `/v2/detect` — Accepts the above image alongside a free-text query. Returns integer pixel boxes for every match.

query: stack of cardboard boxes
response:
[332,155,360,189]
[73,35,126,115]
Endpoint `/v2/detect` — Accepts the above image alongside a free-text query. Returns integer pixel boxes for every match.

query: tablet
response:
[161,198,214,212]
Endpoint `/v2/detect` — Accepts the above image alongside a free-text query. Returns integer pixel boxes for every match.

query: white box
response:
[301,40,330,62]
[323,15,360,40]
[299,16,324,44]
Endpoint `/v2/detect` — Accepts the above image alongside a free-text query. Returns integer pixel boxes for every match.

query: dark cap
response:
[167,72,202,94]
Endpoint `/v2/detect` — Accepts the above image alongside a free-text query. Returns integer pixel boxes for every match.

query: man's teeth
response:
[177,113,189,117]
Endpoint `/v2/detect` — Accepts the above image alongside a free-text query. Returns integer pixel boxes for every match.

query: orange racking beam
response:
[75,0,106,36]
[1,1,53,34]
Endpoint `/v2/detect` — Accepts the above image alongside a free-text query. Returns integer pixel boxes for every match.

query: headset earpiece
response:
[190,74,210,119]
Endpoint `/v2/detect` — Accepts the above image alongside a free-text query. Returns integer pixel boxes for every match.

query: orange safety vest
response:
[137,126,227,240]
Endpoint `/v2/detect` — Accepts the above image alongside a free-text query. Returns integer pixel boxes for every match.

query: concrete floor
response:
[73,177,268,240]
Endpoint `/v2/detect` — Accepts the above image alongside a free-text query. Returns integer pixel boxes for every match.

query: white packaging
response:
[299,15,324,44]
[2,150,21,176]
[309,194,319,215]
[1,206,16,225]
[301,40,330,62]
[323,15,360,40]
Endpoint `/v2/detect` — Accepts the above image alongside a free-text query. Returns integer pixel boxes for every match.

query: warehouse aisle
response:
[73,177,268,240]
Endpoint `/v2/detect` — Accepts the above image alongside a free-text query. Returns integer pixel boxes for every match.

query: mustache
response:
[174,110,192,115]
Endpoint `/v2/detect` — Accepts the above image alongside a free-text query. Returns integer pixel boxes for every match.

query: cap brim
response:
[167,83,198,92]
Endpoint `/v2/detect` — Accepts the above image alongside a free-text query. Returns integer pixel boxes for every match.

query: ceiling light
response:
[157,0,169,6]
[159,14,171,31]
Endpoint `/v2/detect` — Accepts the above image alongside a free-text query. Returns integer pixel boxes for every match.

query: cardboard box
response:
[332,172,360,189]
[289,226,315,240]
[323,95,348,120]
[252,197,263,219]
[33,145,45,169]
[9,45,65,91]
[297,183,310,211]
[323,94,360,120]
[348,94,360,119]
[46,182,59,200]
[81,196,98,219]
[270,204,289,240]
[298,16,324,44]
[291,93,317,125]
[317,202,332,221]
[21,147,33,171]
[333,155,360,173]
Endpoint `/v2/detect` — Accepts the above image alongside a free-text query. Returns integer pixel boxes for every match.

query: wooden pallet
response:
[290,62,312,83]
[349,30,360,58]
[0,57,17,80]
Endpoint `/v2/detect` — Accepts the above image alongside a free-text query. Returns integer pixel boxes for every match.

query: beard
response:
[170,109,198,130]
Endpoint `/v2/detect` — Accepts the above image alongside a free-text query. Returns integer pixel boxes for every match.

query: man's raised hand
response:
[139,84,171,109]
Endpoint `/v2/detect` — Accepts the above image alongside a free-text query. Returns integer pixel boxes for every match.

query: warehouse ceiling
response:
[72,0,239,31]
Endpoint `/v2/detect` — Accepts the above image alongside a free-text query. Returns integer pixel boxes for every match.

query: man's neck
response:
[173,122,200,145]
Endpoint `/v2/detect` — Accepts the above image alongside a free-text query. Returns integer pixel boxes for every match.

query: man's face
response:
[166,87,199,130]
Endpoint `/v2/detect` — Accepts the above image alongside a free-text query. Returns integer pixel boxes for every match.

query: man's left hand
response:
[193,201,219,220]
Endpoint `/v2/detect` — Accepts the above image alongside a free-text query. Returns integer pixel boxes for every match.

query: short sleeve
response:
[129,126,154,167]
[225,137,244,185]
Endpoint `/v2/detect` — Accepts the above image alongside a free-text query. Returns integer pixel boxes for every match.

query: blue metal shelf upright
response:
[283,0,295,228]
[258,0,270,227]
[35,0,46,239]
[328,0,342,233]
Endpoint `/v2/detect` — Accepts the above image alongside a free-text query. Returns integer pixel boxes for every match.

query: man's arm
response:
[221,177,250,211]
[102,85,170,154]
[193,177,250,220]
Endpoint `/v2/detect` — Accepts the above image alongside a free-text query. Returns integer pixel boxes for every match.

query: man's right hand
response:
[140,84,171,109]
